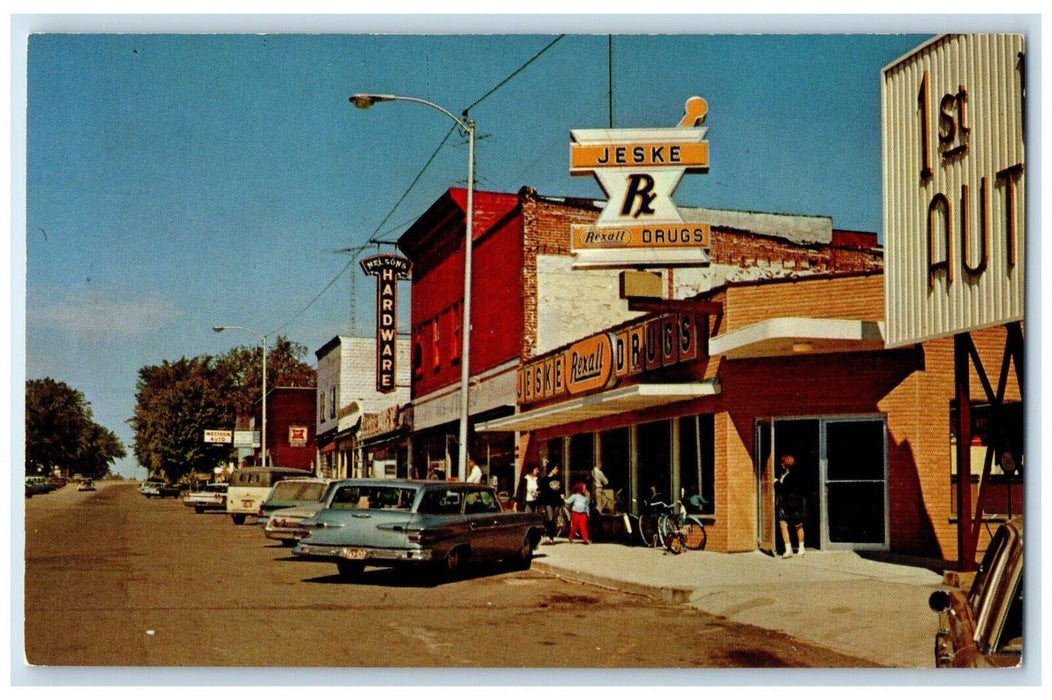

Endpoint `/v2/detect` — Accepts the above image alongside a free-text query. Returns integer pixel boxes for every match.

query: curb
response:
[533,560,694,604]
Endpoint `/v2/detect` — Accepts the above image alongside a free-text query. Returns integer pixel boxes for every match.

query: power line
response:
[267,35,569,336]
[463,35,566,115]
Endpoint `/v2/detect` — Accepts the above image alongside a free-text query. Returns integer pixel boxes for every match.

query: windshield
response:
[329,484,417,511]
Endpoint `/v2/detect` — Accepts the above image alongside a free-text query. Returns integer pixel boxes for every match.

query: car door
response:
[462,488,505,560]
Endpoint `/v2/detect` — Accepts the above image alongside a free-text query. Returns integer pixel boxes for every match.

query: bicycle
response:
[657,495,708,553]
[634,494,668,548]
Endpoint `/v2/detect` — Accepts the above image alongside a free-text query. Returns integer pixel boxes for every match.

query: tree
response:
[130,356,235,483]
[25,378,127,478]
[130,336,316,482]
[215,336,316,414]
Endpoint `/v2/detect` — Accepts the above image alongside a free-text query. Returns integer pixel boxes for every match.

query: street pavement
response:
[532,539,952,668]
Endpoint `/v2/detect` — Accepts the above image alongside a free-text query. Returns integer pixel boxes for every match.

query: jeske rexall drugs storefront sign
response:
[569,96,711,268]
[516,312,700,405]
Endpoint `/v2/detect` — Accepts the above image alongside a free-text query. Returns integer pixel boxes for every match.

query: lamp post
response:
[350,92,475,481]
[213,325,268,467]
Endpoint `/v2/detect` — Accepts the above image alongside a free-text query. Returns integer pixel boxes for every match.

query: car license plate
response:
[344,548,367,560]
[242,500,254,508]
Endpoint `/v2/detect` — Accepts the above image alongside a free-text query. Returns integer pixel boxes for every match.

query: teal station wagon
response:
[292,479,545,579]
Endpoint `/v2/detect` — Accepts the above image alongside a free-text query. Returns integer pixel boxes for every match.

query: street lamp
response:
[213,325,268,467]
[350,92,475,481]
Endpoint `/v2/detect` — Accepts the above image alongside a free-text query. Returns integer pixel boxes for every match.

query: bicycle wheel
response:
[683,518,707,551]
[656,513,675,549]
[638,513,658,547]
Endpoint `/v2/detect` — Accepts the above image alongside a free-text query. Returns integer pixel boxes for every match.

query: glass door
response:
[822,418,889,550]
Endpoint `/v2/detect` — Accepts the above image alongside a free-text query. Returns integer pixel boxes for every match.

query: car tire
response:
[280,539,297,547]
[195,506,204,514]
[509,536,534,571]
[231,514,246,525]
[336,561,365,580]
[438,546,468,579]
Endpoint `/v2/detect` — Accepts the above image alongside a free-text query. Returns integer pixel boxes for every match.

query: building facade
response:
[395,184,1022,561]
[480,272,1022,560]
[314,335,410,479]
[397,185,883,504]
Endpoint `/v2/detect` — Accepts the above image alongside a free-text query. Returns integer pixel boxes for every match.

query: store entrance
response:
[756,416,888,553]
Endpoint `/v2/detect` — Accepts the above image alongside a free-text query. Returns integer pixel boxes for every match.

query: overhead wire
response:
[267,34,569,334]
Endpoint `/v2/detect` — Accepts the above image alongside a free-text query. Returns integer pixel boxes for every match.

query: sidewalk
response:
[531,540,950,668]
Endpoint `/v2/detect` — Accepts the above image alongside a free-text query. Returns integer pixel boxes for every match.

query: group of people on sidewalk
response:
[501,452,807,557]
[514,461,594,545]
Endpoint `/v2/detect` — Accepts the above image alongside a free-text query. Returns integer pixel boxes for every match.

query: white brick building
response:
[314,335,410,478]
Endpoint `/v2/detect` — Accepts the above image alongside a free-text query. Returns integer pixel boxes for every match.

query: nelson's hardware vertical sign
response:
[360,254,412,393]
[569,96,711,268]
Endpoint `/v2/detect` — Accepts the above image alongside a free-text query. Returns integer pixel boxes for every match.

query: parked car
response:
[263,479,350,546]
[255,478,331,543]
[157,482,184,498]
[25,476,53,498]
[226,467,313,525]
[928,517,1023,668]
[139,479,166,498]
[77,478,97,492]
[183,483,228,513]
[292,479,545,580]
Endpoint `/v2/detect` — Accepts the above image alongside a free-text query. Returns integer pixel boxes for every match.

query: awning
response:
[708,316,885,360]
[475,380,720,433]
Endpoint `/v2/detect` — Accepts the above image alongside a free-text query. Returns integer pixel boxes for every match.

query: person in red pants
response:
[565,482,591,545]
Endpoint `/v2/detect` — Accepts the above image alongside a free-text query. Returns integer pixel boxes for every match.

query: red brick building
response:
[263,386,317,471]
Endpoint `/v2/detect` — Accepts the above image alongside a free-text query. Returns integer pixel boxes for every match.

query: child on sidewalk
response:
[565,482,591,545]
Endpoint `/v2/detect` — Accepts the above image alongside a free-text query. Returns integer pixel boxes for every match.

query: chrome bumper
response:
[292,542,433,562]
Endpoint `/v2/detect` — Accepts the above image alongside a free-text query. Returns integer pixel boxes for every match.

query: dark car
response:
[157,483,184,498]
[928,517,1023,668]
[293,479,545,580]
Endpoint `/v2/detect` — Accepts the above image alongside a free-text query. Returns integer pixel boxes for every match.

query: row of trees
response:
[130,336,316,483]
[25,378,127,479]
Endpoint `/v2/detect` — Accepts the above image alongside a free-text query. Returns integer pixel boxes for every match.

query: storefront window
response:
[542,437,563,473]
[568,433,594,493]
[679,414,714,515]
[473,431,515,499]
[638,420,671,503]
[599,428,629,508]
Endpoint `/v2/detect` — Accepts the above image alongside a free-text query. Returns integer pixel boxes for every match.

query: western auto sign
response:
[361,254,412,393]
[204,429,232,444]
[570,97,711,268]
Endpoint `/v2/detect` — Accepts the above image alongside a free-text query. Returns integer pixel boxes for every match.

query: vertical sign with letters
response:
[360,254,412,393]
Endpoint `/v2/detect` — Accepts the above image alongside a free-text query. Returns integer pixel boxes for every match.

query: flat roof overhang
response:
[475,380,720,433]
[708,316,886,360]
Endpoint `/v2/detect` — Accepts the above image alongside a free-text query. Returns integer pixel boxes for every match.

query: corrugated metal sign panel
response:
[882,34,1025,348]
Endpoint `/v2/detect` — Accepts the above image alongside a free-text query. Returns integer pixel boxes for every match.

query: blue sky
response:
[19,22,944,478]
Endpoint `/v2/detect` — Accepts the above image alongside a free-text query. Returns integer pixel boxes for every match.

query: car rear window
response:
[329,485,416,511]
[270,481,327,501]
